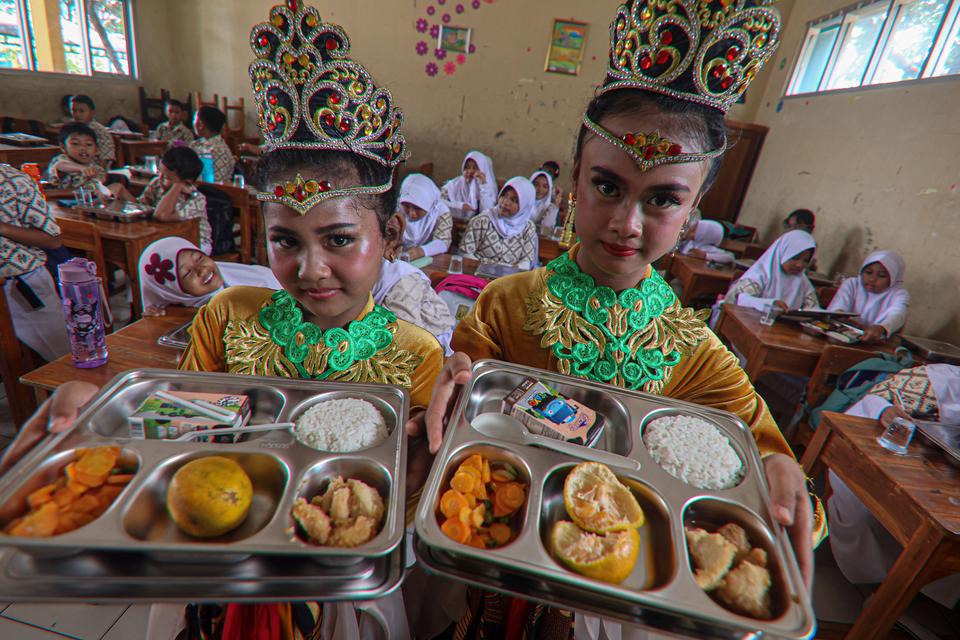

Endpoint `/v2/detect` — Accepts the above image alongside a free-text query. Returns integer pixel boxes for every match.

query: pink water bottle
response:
[58,258,109,368]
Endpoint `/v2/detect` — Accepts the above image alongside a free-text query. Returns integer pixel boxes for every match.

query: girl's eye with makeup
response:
[647,193,682,208]
[269,234,298,250]
[327,234,354,248]
[592,179,619,198]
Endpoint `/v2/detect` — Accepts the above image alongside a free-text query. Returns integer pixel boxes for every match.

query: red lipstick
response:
[602,242,639,257]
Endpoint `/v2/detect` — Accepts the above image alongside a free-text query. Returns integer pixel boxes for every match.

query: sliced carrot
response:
[51,486,75,507]
[440,490,469,519]
[69,494,101,514]
[488,522,512,546]
[460,454,484,474]
[498,483,526,510]
[74,448,118,487]
[9,502,58,537]
[482,458,491,483]
[470,504,486,528]
[450,472,475,494]
[464,492,477,508]
[467,533,487,549]
[26,484,56,509]
[106,474,134,485]
[441,518,471,544]
[491,467,516,483]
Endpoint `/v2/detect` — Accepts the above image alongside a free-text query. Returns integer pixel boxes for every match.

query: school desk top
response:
[668,254,739,306]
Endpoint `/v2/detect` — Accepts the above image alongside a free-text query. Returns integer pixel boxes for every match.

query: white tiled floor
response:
[3,603,127,639]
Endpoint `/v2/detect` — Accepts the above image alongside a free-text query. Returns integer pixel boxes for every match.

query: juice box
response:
[128,391,251,442]
[501,377,604,446]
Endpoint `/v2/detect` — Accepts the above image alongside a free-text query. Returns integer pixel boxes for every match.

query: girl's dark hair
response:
[574,89,727,193]
[256,149,398,232]
[161,146,203,182]
[786,208,815,228]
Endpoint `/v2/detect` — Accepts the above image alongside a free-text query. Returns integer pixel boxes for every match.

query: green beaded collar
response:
[524,252,708,392]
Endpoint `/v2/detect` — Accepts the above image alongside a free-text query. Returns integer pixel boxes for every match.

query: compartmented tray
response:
[76,201,153,222]
[157,320,193,349]
[415,360,815,640]
[0,370,409,566]
[901,335,960,365]
[915,420,960,468]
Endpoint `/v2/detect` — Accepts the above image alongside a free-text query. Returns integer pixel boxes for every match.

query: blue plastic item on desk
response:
[199,154,215,183]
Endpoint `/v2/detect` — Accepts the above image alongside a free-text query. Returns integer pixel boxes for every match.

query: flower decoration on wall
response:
[427,6,435,16]
[435,48,447,60]
[416,18,428,32]
[430,24,440,38]
[416,41,429,55]
[412,0,496,77]
[444,61,457,75]
[426,62,439,76]
[456,4,465,13]
[472,0,480,8]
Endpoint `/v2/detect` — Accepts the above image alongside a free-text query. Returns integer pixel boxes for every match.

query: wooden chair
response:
[199,181,254,265]
[56,218,108,286]
[221,96,245,139]
[193,92,220,111]
[817,286,838,307]
[139,87,169,128]
[1,117,46,136]
[0,277,40,427]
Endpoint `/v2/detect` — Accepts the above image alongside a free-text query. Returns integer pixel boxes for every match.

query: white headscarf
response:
[681,219,725,253]
[530,170,554,217]
[399,173,448,247]
[372,258,431,305]
[443,150,496,209]
[139,237,280,310]
[487,177,537,239]
[738,229,817,309]
[847,250,909,326]
[927,364,960,424]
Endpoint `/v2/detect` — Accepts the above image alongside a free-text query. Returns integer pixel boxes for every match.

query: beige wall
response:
[740,0,960,341]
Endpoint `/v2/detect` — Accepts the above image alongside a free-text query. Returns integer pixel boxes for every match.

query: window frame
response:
[0,0,138,80]
[786,0,959,97]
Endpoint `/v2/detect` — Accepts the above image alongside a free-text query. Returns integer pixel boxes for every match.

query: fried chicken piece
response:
[292,497,331,544]
[314,476,347,513]
[686,527,736,591]
[329,486,352,523]
[718,523,751,562]
[329,515,378,547]
[348,478,385,522]
[744,547,768,568]
[717,560,773,619]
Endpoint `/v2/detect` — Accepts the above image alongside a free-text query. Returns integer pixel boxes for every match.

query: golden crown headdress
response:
[249,0,408,213]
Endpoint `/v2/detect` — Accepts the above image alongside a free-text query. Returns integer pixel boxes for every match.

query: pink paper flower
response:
[444,61,457,75]
[438,0,446,4]
[435,48,447,60]
[457,53,466,65]
[456,4,464,13]
[442,13,451,23]
[416,18,428,32]
[426,6,435,15]
[472,0,480,8]
[430,24,440,38]
[145,253,174,285]
[416,41,429,55]
[468,43,476,54]
[426,62,439,76]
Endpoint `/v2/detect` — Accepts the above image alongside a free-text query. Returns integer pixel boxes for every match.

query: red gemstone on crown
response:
[712,65,724,79]
[268,122,277,131]
[622,133,636,146]
[257,35,268,47]
[661,31,673,46]
[323,114,335,127]
[668,144,682,156]
[274,113,283,123]
[726,47,739,61]
[329,94,340,105]
[720,76,733,90]
[273,185,285,197]
[656,50,670,65]
[325,38,337,51]
[294,185,304,201]
[639,54,653,70]
[268,95,278,105]
[318,180,332,192]
[339,119,351,132]
[643,145,656,160]
[287,0,298,11]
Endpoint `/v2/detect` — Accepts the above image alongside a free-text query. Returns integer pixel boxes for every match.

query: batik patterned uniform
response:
[190,135,236,183]
[46,154,107,190]
[459,212,538,268]
[0,163,69,361]
[87,120,116,167]
[155,122,195,146]
[139,177,212,254]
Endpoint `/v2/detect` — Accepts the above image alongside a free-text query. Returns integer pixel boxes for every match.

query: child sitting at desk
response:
[827,250,909,343]
[530,170,562,235]
[154,99,195,146]
[441,150,497,217]
[723,230,820,314]
[46,123,108,192]
[69,94,115,169]
[678,210,734,264]
[189,106,236,184]
[397,173,452,260]
[459,176,538,269]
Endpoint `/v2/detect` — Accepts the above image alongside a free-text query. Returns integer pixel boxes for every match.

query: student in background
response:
[46,123,107,191]
[440,150,497,217]
[723,229,820,313]
[459,176,538,268]
[139,237,279,317]
[0,164,70,362]
[114,147,211,254]
[154,99,195,146]
[190,106,236,183]
[679,210,734,264]
[398,173,452,260]
[827,250,909,343]
[539,160,560,181]
[69,94,115,169]
[783,208,815,234]
[374,257,456,355]
[530,170,562,234]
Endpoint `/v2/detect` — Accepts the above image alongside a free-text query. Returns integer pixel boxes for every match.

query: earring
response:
[672,220,690,256]
[559,192,577,249]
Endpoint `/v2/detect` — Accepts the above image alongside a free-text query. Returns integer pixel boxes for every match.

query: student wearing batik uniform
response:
[374,256,456,355]
[459,176,539,269]
[441,150,497,217]
[530,170,561,234]
[414,2,823,637]
[69,94,115,169]
[723,229,820,314]
[829,364,960,610]
[46,123,108,191]
[827,250,909,343]
[154,99,195,146]
[0,164,70,362]
[397,173,452,260]
[190,106,236,183]
[139,148,211,254]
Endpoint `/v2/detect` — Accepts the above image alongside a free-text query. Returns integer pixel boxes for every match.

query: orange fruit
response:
[563,462,644,533]
[166,456,252,538]
[550,520,640,584]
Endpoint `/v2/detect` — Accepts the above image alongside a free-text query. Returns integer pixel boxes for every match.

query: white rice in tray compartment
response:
[295,398,388,452]
[644,414,744,490]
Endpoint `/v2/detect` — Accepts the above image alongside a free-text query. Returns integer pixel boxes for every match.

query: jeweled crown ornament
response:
[249,0,408,213]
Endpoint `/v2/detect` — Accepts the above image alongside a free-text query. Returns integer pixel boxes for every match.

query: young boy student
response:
[154,99,195,146]
[46,123,108,191]
[69,94,115,169]
[0,164,70,362]
[114,147,211,254]
[190,106,236,184]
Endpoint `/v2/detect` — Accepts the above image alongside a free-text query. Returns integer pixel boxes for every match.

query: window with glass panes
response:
[0,0,135,77]
[787,0,960,95]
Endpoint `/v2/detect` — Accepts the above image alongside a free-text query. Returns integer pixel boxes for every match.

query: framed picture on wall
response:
[439,25,472,54]
[545,19,588,76]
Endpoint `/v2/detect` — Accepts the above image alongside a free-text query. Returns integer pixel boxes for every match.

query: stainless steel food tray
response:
[76,201,153,222]
[157,320,193,349]
[415,360,815,640]
[0,370,409,564]
[915,420,960,468]
[901,335,960,365]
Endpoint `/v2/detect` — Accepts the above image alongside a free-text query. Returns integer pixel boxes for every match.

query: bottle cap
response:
[58,257,98,283]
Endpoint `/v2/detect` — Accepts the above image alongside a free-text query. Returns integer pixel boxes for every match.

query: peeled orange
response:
[563,462,644,533]
[550,520,640,584]
[166,456,252,538]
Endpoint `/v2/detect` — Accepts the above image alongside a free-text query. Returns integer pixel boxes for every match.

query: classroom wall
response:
[0,0,184,124]
[158,0,774,183]
[739,0,960,342]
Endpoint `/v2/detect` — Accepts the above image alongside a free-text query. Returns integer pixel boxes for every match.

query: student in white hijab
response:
[827,250,909,342]
[724,229,820,313]
[829,364,960,609]
[529,170,561,234]
[138,237,280,316]
[678,215,733,265]
[459,176,539,269]
[440,150,497,217]
[398,173,452,260]
[373,257,455,355]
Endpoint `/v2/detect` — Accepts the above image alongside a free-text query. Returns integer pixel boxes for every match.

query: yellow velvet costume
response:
[179,286,443,411]
[452,247,826,543]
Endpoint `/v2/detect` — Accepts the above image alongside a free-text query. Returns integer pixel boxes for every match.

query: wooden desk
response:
[800,412,960,639]
[20,308,194,397]
[117,139,166,167]
[539,236,563,263]
[51,204,199,318]
[807,271,835,288]
[0,144,59,171]
[668,255,738,306]
[720,238,765,259]
[421,254,481,288]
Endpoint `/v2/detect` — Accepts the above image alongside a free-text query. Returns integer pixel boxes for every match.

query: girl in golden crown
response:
[409,1,825,637]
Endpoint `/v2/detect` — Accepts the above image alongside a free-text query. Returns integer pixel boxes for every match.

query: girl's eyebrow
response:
[267,222,358,234]
[590,166,691,193]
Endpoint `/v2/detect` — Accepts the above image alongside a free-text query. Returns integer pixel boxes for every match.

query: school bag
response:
[807,347,914,429]
[197,185,237,256]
